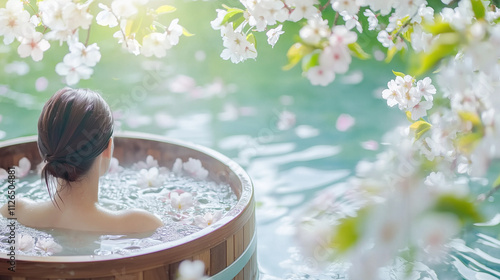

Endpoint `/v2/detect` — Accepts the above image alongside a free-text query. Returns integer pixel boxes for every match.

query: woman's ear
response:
[102,137,114,158]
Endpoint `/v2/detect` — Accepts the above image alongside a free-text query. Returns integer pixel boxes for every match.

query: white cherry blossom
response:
[17,234,35,252]
[96,3,118,28]
[307,65,335,86]
[277,110,296,130]
[288,0,319,22]
[165,19,183,46]
[183,158,209,180]
[363,9,378,30]
[136,167,162,188]
[36,238,63,254]
[266,24,284,47]
[211,9,227,31]
[0,169,7,180]
[17,32,50,62]
[134,155,159,170]
[113,28,141,55]
[300,16,330,45]
[141,32,170,58]
[194,211,222,228]
[411,26,435,53]
[320,45,352,74]
[111,0,138,19]
[410,100,432,120]
[367,0,396,16]
[0,0,32,45]
[332,0,360,16]
[55,54,93,85]
[220,23,257,63]
[416,77,436,101]
[178,260,208,280]
[68,42,101,67]
[170,191,194,211]
[341,11,362,33]
[108,157,123,174]
[329,25,357,47]
[38,0,92,32]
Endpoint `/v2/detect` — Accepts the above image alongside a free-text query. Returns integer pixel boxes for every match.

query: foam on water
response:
[0,163,238,257]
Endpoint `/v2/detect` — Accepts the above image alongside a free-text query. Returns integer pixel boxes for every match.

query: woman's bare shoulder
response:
[99,207,163,233]
[0,197,34,218]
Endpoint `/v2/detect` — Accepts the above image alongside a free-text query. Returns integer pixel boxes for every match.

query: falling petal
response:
[277,111,296,130]
[169,75,196,93]
[361,140,379,151]
[295,125,319,139]
[35,77,49,92]
[336,114,355,131]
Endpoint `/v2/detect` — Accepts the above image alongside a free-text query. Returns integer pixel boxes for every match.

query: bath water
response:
[0,162,238,256]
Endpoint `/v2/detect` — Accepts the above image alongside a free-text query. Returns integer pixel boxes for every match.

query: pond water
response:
[1,0,500,279]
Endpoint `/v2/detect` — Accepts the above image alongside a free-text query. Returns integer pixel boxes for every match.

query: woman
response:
[0,88,163,233]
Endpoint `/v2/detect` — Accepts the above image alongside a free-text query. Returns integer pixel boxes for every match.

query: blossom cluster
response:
[296,127,477,279]
[382,75,436,120]
[0,0,186,85]
[211,0,446,86]
[13,234,62,256]
[113,155,222,229]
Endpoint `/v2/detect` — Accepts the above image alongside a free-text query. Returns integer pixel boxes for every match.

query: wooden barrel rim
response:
[0,132,255,274]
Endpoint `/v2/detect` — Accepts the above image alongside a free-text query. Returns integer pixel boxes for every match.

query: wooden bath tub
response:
[0,132,257,280]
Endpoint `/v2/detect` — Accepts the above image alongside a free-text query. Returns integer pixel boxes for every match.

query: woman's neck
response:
[53,161,101,211]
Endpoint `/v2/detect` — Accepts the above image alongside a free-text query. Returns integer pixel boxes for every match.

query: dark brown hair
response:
[38,88,113,204]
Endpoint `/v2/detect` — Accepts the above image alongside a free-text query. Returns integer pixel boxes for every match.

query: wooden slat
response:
[234,228,245,260]
[193,249,210,276]
[142,266,168,280]
[234,270,244,280]
[168,260,183,280]
[210,241,227,275]
[90,276,115,280]
[233,228,245,280]
[116,272,142,280]
[226,235,234,267]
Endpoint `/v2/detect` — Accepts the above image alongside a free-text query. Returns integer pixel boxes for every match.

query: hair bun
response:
[44,160,79,182]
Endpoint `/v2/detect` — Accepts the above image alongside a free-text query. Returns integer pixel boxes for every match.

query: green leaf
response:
[410,33,460,76]
[155,5,176,15]
[302,52,320,72]
[456,132,482,155]
[385,46,398,63]
[246,33,256,47]
[492,173,500,189]
[392,70,406,77]
[283,43,313,71]
[406,111,413,122]
[410,120,432,140]
[221,8,244,26]
[331,215,360,253]
[457,111,481,127]
[433,195,483,224]
[182,27,194,37]
[471,0,486,19]
[423,18,454,35]
[348,42,370,60]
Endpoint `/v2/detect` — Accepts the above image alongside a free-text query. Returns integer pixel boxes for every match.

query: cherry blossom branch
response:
[320,0,331,12]
[84,25,92,46]
[477,185,500,202]
[110,10,129,48]
[22,0,37,15]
